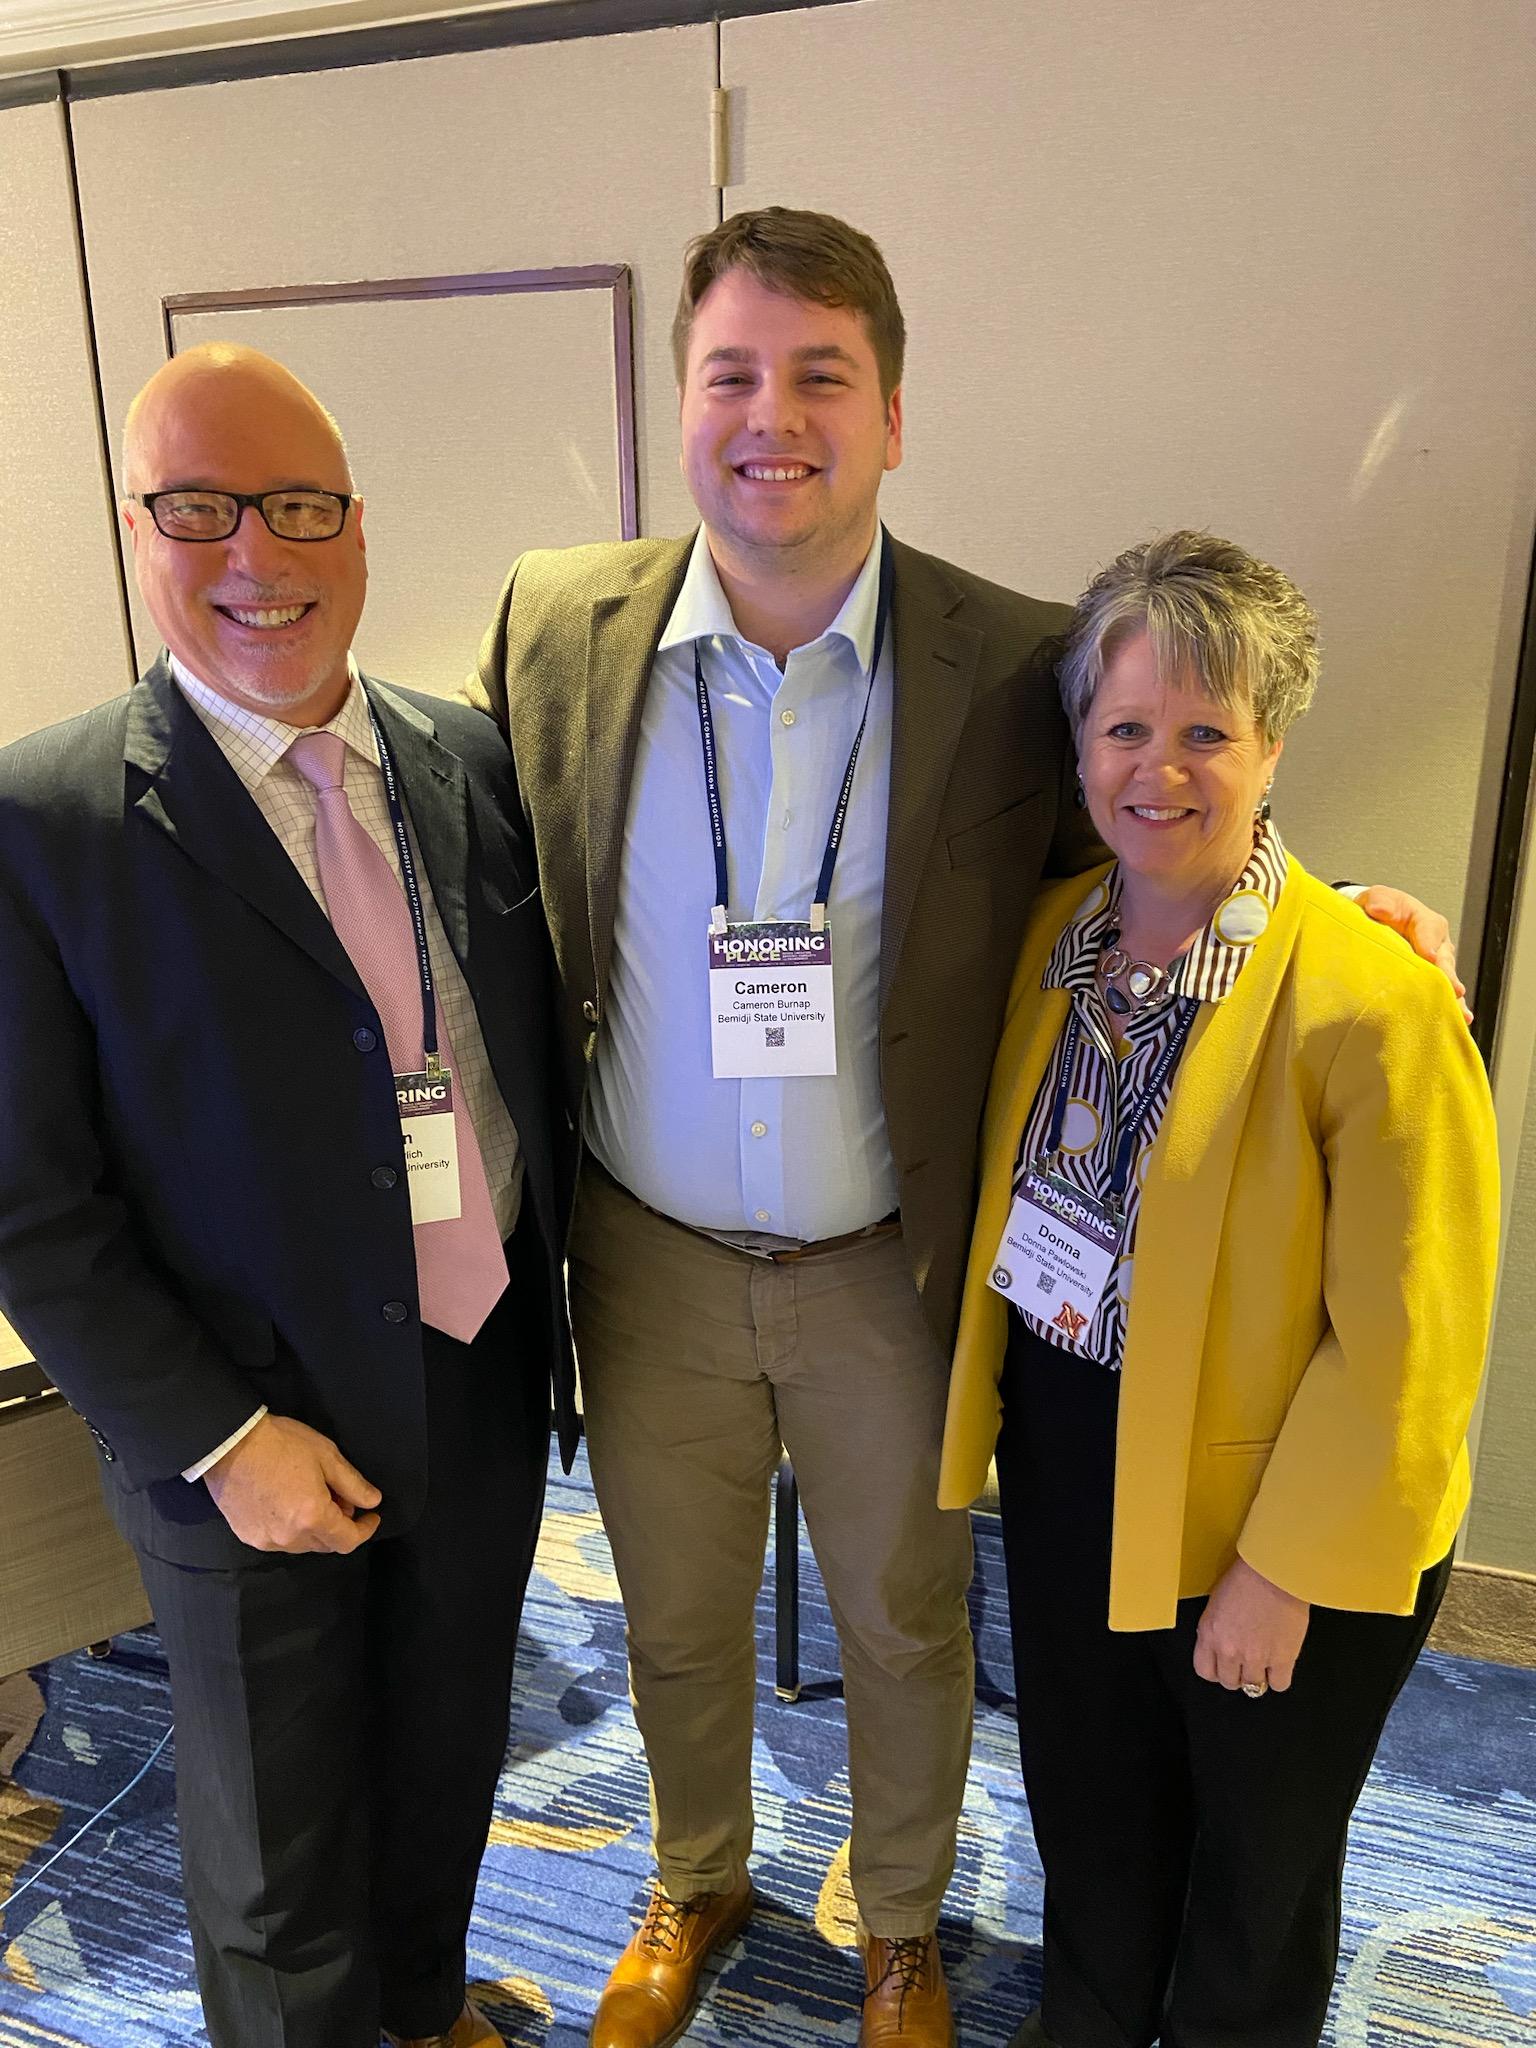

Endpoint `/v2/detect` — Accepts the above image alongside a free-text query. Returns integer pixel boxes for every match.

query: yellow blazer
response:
[940,856,1499,1632]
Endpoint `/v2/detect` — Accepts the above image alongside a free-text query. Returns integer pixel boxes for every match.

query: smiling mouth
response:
[213,602,316,630]
[734,462,818,483]
[1128,806,1195,821]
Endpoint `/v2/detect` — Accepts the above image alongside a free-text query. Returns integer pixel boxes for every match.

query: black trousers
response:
[134,1261,550,2048]
[995,1321,1449,2048]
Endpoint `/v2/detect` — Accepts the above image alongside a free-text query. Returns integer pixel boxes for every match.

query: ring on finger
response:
[1240,1678,1269,1700]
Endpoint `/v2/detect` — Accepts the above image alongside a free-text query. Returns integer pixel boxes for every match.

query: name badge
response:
[395,1068,463,1224]
[987,1165,1121,1350]
[708,920,837,1079]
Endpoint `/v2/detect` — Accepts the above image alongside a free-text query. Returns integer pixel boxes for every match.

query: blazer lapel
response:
[366,680,471,973]
[1111,864,1306,1626]
[583,537,694,1004]
[125,659,364,1000]
[879,538,983,1007]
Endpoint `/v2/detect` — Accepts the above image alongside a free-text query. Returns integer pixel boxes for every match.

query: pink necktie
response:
[288,730,509,1342]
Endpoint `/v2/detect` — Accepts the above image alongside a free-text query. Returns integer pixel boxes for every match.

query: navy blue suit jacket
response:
[0,658,578,1567]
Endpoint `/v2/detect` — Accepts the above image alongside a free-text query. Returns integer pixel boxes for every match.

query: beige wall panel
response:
[723,0,1536,944]
[0,96,133,743]
[171,289,624,696]
[1471,1036,1536,1575]
[69,23,716,674]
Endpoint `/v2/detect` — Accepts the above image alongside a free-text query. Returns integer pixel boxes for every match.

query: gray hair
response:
[1057,531,1320,747]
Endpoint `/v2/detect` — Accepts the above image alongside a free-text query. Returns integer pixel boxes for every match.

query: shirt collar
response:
[171,653,373,794]
[1044,821,1289,1007]
[655,525,885,672]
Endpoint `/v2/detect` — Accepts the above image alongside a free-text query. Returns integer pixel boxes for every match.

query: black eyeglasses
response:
[130,488,352,543]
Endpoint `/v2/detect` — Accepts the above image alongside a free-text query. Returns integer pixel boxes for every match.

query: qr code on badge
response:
[765,1026,786,1048]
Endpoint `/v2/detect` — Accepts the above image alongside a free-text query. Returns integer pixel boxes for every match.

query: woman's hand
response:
[1193,1555,1310,1693]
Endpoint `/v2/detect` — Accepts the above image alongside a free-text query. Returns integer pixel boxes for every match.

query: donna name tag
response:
[987,1166,1120,1350]
[708,920,837,1079]
[395,1068,463,1224]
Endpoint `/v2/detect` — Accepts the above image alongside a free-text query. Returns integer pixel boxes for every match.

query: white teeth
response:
[741,465,812,482]
[224,605,308,628]
[1132,807,1189,820]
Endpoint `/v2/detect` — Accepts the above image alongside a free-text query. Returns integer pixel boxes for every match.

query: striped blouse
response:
[1009,823,1289,1369]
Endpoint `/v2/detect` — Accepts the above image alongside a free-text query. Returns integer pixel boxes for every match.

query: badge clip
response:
[711,904,728,935]
[810,902,827,934]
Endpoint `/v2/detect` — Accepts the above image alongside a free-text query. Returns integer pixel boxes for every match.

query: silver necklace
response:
[1096,926,1168,1018]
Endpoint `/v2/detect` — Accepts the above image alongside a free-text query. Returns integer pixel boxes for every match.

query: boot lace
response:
[638,1889,712,1956]
[866,1935,934,2023]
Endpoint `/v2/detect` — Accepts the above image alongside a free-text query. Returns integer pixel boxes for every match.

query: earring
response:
[1074,772,1087,810]
[1255,781,1273,824]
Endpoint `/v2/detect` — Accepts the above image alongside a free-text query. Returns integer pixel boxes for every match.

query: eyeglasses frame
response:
[129,488,354,543]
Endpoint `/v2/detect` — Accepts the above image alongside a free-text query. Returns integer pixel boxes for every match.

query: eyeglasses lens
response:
[150,491,345,541]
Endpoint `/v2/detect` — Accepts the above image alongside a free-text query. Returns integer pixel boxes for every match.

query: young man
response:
[467,209,1459,2048]
[0,345,576,2048]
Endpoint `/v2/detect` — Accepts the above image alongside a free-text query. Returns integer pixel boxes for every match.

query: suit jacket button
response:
[353,1027,378,1053]
[371,1167,398,1190]
[381,1300,409,1324]
[582,999,599,1023]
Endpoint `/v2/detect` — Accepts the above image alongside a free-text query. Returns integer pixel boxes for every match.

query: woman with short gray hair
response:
[940,530,1497,2047]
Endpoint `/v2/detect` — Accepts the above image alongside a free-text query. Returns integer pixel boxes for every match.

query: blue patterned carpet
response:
[2,1447,1535,2046]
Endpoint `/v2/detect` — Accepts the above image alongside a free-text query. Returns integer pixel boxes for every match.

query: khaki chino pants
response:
[569,1164,975,1938]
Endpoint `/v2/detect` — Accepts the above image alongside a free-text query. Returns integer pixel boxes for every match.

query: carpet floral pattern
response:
[1,1448,1534,2046]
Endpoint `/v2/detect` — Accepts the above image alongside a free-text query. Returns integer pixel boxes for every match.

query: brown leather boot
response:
[588,1877,754,2048]
[858,1933,956,2048]
[384,1995,505,2046]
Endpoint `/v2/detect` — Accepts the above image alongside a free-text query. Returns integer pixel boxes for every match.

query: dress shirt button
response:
[750,1121,768,1138]
[371,1167,398,1190]
[582,999,599,1023]
[353,1027,378,1053]
[754,1209,772,1223]
[780,709,797,727]
[381,1300,409,1325]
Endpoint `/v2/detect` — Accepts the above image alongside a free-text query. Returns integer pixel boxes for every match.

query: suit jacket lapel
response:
[366,680,472,974]
[1111,864,1305,1626]
[125,659,364,1000]
[584,536,694,1004]
[879,538,983,1007]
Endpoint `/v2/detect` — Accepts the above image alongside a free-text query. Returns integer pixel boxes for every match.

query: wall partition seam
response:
[1473,527,1536,1059]
[57,81,137,689]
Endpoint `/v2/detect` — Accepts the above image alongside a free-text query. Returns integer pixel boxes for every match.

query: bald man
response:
[0,346,577,2048]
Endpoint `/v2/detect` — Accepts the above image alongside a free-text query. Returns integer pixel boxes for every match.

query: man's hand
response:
[203,1413,382,1554]
[1193,1554,1310,1694]
[1355,886,1471,1023]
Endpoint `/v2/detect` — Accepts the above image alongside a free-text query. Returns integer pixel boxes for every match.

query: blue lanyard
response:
[694,534,895,925]
[367,701,440,1068]
[1043,995,1199,1208]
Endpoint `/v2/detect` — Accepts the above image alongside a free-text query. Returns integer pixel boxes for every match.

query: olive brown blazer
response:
[467,530,1100,1351]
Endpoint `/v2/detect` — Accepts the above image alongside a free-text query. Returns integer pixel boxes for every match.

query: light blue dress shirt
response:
[585,528,899,1241]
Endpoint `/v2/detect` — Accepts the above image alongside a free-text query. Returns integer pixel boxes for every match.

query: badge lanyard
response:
[1041,995,1200,1210]
[367,702,441,1075]
[694,534,895,932]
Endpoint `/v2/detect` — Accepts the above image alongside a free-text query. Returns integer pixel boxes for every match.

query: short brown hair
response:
[672,207,906,399]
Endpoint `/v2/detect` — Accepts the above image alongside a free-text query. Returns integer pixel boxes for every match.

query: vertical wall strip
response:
[57,80,137,685]
[1473,535,1536,1060]
[713,16,725,224]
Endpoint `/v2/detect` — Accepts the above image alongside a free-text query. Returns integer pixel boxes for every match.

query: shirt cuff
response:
[183,1407,268,1482]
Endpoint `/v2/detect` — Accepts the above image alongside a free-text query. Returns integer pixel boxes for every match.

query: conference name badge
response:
[395,1068,463,1224]
[708,920,837,1079]
[987,1166,1120,1346]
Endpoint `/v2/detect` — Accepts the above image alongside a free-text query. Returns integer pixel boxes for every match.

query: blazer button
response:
[381,1300,409,1324]
[353,1027,378,1053]
[582,999,599,1023]
[371,1166,399,1190]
